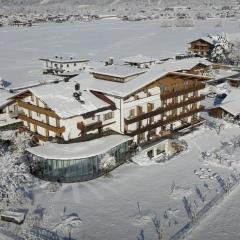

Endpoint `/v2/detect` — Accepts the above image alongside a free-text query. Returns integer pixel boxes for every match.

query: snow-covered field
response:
[188,184,240,240]
[0,18,240,88]
[8,121,238,240]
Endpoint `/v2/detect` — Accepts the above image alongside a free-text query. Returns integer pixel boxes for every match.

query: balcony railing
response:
[77,121,102,132]
[160,83,205,100]
[18,114,65,134]
[17,100,60,118]
[125,95,205,125]
[124,106,204,137]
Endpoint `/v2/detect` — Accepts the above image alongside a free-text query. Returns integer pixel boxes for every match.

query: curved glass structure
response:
[28,141,129,182]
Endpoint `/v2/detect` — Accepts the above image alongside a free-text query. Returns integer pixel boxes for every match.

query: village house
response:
[188,36,216,58]
[9,82,116,142]
[0,90,22,130]
[208,87,240,120]
[123,55,160,68]
[40,56,90,76]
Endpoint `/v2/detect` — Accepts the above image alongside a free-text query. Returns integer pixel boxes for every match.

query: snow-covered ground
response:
[0,18,240,88]
[188,183,240,240]
[4,121,237,240]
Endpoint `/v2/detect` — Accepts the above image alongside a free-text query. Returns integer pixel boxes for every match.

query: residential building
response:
[10,82,116,142]
[10,58,210,182]
[123,55,160,68]
[40,56,90,76]
[0,90,22,130]
[188,36,216,58]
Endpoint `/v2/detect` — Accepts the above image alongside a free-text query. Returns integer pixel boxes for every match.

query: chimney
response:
[75,83,80,91]
[109,57,114,65]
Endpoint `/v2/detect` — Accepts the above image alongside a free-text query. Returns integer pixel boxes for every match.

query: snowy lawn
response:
[0,18,240,88]
[188,183,240,240]
[7,122,239,240]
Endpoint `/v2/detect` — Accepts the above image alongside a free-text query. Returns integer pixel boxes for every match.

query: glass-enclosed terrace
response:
[27,135,132,182]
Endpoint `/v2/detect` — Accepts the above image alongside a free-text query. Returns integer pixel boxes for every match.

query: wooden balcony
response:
[124,106,204,137]
[160,83,205,100]
[125,95,205,125]
[77,121,102,132]
[18,114,65,134]
[17,100,60,118]
[19,126,48,142]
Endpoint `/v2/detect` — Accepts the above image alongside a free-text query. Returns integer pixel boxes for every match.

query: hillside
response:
[0,0,239,9]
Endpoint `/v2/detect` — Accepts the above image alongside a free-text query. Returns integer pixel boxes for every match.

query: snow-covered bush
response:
[229,40,240,66]
[175,19,194,27]
[100,153,116,171]
[211,33,232,63]
[54,212,82,240]
[0,131,32,210]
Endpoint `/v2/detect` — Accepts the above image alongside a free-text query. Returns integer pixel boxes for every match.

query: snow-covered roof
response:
[209,70,239,82]
[27,134,132,160]
[220,88,240,117]
[190,33,240,46]
[0,90,14,109]
[189,36,217,45]
[158,57,212,70]
[12,81,111,119]
[123,54,158,64]
[73,58,211,98]
[40,57,89,64]
[91,65,147,78]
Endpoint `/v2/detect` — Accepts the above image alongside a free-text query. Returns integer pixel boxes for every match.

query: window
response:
[36,98,39,107]
[56,118,60,127]
[67,64,69,68]
[129,109,135,118]
[74,63,76,67]
[103,112,114,121]
[147,103,154,112]
[92,115,95,120]
[31,95,34,102]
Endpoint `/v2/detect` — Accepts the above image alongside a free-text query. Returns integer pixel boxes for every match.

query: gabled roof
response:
[91,65,147,78]
[73,58,212,98]
[123,54,158,64]
[219,88,240,117]
[10,81,112,119]
[40,57,89,64]
[0,89,14,109]
[189,36,217,45]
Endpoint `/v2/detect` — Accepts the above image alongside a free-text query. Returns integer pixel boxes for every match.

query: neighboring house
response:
[159,57,212,76]
[0,90,22,130]
[227,75,240,88]
[123,55,160,68]
[40,56,90,76]
[188,36,216,58]
[209,88,240,119]
[91,65,147,82]
[10,82,116,142]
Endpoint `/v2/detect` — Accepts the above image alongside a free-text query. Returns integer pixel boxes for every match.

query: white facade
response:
[40,57,89,75]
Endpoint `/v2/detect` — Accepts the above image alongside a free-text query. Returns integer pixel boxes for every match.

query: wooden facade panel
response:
[125,95,205,124]
[125,106,204,137]
[17,100,60,118]
[19,114,65,134]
